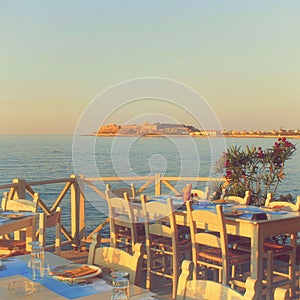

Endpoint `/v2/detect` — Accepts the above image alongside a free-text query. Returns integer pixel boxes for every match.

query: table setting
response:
[154,194,292,221]
[0,252,113,299]
[0,251,158,299]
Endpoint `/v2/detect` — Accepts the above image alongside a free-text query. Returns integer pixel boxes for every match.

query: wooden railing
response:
[0,175,81,250]
[0,174,225,250]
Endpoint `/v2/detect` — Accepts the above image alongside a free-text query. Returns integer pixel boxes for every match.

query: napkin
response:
[182,184,192,203]
[50,265,98,278]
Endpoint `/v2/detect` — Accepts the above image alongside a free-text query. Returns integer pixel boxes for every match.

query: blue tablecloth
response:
[0,257,112,299]
[0,211,35,225]
[190,201,288,219]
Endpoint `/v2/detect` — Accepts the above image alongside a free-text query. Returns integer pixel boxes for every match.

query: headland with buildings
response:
[94,122,300,138]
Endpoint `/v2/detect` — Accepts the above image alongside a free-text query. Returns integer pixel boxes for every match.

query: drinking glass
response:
[111,271,129,300]
[28,241,45,280]
[8,280,35,296]
[111,271,129,279]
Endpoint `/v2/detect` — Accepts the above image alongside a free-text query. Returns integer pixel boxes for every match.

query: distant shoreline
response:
[88,133,300,139]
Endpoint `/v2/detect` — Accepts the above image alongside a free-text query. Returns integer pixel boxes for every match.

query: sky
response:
[0,1,299,134]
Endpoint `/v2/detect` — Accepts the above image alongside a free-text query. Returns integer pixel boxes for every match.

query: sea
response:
[1,134,299,239]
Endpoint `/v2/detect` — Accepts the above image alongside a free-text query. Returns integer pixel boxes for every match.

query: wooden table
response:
[174,207,300,300]
[0,214,37,251]
[0,252,157,299]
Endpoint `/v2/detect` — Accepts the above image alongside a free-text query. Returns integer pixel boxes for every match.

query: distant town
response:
[95,122,300,138]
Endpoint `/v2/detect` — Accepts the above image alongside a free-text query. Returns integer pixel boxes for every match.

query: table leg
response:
[290,233,297,298]
[250,224,263,300]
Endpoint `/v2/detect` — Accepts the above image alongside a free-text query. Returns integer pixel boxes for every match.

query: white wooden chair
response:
[265,193,300,212]
[0,192,40,256]
[221,190,251,205]
[186,201,250,288]
[87,233,144,286]
[176,260,289,300]
[273,287,290,300]
[141,195,190,299]
[177,260,258,300]
[106,190,144,254]
[238,193,298,299]
[106,183,136,199]
[220,191,251,248]
[262,193,298,299]
[38,207,62,255]
[0,214,37,257]
[1,192,39,212]
[191,187,210,200]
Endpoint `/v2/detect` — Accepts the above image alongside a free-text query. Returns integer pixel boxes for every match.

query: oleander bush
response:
[214,137,297,206]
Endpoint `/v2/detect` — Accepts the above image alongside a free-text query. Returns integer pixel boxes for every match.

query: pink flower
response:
[225,159,230,167]
[258,152,263,158]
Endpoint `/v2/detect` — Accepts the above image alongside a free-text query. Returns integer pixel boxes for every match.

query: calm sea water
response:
[1,135,299,237]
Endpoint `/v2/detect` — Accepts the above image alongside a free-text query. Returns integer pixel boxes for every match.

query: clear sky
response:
[0,0,299,134]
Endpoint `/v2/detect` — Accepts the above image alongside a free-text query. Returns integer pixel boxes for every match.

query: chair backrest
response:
[186,200,229,284]
[176,260,258,300]
[191,187,210,200]
[141,195,180,298]
[105,190,138,252]
[106,183,136,198]
[38,207,62,255]
[265,193,300,212]
[1,192,39,212]
[87,233,143,285]
[141,195,178,243]
[223,190,251,205]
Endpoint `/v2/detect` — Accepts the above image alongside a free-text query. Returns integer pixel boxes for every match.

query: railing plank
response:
[85,180,106,199]
[85,176,156,181]
[26,178,75,185]
[85,217,110,242]
[137,179,155,195]
[51,181,73,212]
[0,183,18,190]
[162,176,224,182]
[162,179,180,195]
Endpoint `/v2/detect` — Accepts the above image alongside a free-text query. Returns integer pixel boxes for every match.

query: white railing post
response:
[155,173,161,196]
[70,174,82,249]
[12,178,26,199]
[77,174,86,245]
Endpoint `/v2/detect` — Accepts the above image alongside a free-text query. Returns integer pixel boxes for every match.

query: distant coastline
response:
[93,122,300,139]
[90,133,300,139]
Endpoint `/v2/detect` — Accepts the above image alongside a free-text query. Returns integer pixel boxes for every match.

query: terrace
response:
[0,174,299,299]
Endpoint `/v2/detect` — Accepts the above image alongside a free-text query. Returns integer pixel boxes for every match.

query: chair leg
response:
[172,256,178,300]
[230,265,236,289]
[289,252,296,298]
[266,250,274,300]
[146,269,151,290]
